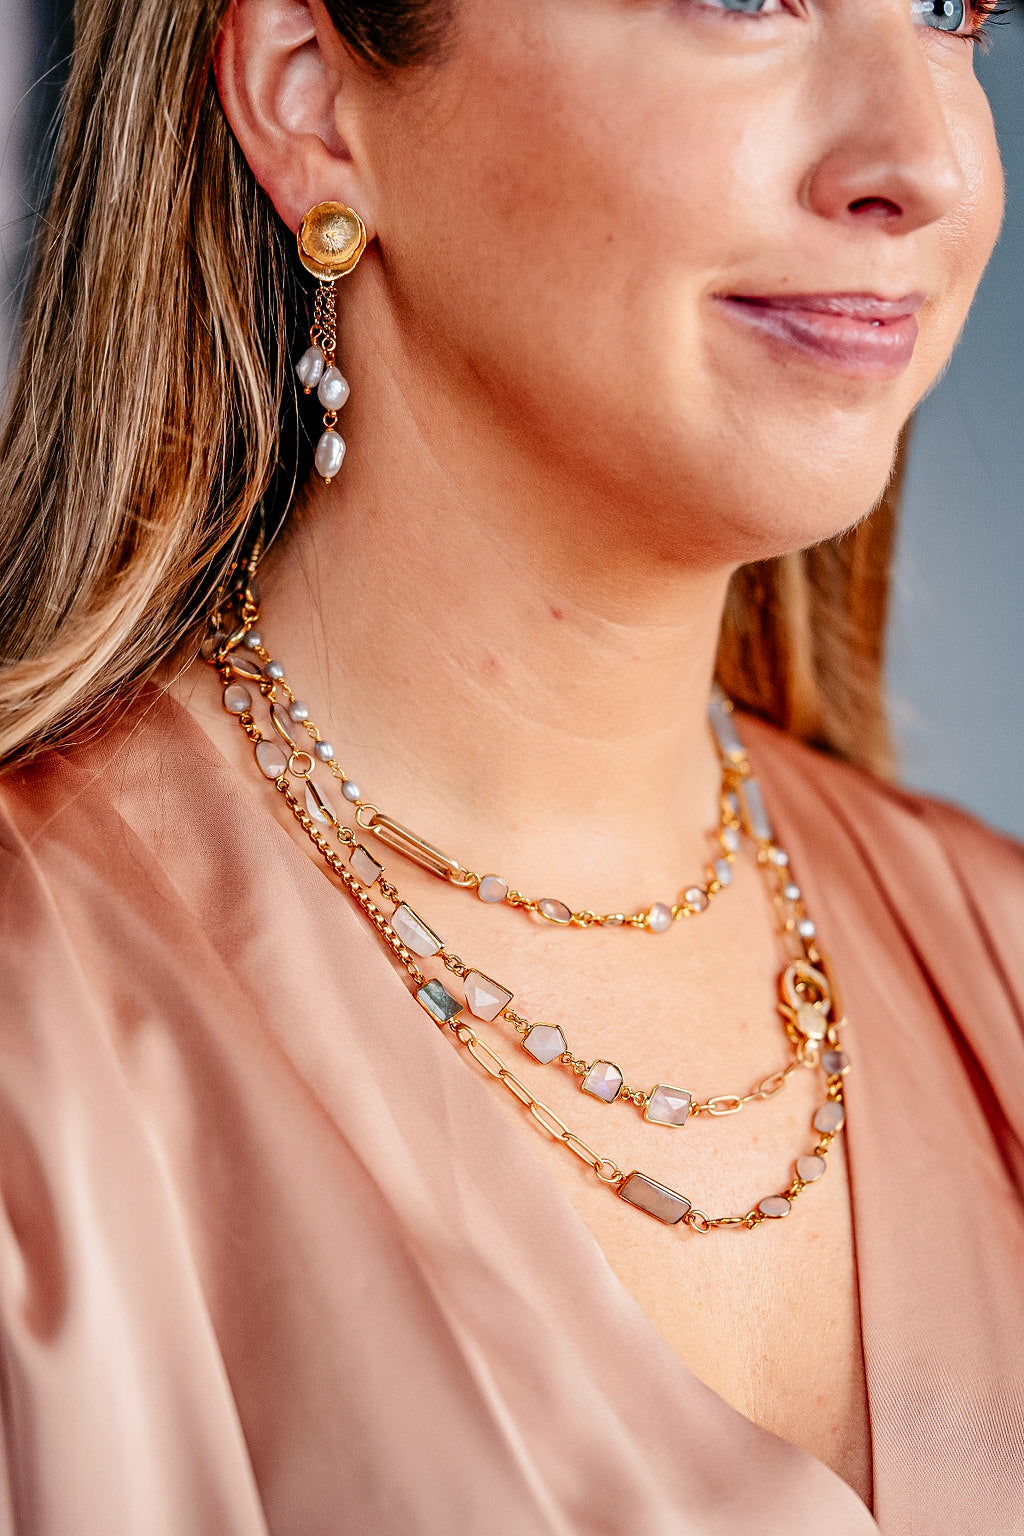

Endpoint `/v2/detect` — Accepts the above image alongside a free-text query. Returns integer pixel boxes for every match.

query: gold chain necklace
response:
[218,628,743,933]
[206,566,850,1234]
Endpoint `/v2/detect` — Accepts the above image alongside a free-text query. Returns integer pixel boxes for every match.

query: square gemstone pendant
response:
[416,979,464,1026]
[390,903,444,958]
[463,970,513,1022]
[618,1171,692,1225]
[644,1084,693,1128]
[582,1061,623,1104]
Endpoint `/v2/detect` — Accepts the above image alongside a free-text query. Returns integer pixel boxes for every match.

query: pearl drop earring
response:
[294,201,367,482]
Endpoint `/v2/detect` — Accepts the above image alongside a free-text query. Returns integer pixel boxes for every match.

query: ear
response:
[215,0,377,235]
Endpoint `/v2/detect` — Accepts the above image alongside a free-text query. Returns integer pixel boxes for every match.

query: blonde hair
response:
[0,0,895,776]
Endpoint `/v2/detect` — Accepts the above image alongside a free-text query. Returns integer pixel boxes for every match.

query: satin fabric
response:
[0,694,1022,1536]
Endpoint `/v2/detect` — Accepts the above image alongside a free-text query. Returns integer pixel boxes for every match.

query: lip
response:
[713,291,925,376]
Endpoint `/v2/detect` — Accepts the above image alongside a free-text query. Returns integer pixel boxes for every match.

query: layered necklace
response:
[205,553,849,1235]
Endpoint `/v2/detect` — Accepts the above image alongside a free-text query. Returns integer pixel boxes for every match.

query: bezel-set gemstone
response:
[477,874,508,904]
[582,1061,624,1104]
[270,704,299,749]
[618,1171,692,1225]
[223,683,252,715]
[416,979,464,1026]
[350,843,383,888]
[390,903,444,958]
[522,1024,567,1064]
[255,739,288,780]
[644,1084,693,1128]
[305,779,338,827]
[758,1195,791,1219]
[739,778,773,843]
[228,653,262,681]
[813,1101,846,1135]
[463,970,513,1022]
[538,898,572,925]
[796,1154,827,1184]
[707,694,745,762]
[821,1049,850,1077]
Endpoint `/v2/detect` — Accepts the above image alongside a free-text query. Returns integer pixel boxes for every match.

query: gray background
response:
[0,3,1021,837]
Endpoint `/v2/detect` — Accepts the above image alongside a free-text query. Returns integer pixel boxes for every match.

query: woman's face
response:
[334,0,1004,558]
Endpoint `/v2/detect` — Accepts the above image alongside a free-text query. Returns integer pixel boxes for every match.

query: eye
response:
[912,0,968,30]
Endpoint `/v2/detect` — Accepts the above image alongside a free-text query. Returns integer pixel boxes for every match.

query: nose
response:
[803,12,967,234]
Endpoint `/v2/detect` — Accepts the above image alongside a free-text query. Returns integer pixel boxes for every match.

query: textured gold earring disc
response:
[297,202,367,280]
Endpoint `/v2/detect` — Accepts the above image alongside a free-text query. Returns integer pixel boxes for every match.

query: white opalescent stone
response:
[305,780,337,826]
[797,1154,826,1183]
[350,844,383,888]
[464,971,513,1022]
[707,693,745,761]
[522,1024,567,1064]
[538,898,572,925]
[582,1061,623,1104]
[255,739,288,780]
[739,778,773,843]
[822,1050,850,1077]
[477,875,508,904]
[390,903,443,958]
[645,1084,693,1128]
[758,1196,791,1219]
[813,1101,846,1135]
[223,683,252,715]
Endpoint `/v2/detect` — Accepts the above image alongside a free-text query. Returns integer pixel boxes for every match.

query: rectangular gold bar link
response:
[365,812,460,879]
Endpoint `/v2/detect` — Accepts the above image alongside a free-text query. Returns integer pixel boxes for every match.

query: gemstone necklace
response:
[206,568,850,1233]
[218,627,744,933]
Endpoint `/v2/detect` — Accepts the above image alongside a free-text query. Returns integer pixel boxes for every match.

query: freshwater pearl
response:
[315,741,334,762]
[317,367,350,411]
[315,430,346,481]
[295,345,325,390]
[289,701,310,722]
[265,660,284,680]
[341,780,361,802]
[243,631,262,650]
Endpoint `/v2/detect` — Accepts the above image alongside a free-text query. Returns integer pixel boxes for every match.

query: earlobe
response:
[214,0,376,235]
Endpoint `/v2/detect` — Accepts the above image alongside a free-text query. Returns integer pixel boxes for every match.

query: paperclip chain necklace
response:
[206,563,850,1233]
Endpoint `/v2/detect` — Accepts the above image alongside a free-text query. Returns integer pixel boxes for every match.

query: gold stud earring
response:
[294,202,367,483]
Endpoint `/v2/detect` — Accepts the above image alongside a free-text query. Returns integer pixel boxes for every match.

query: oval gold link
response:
[288,750,315,779]
[528,1100,574,1142]
[497,1069,536,1109]
[562,1132,603,1171]
[355,802,382,828]
[686,1210,712,1234]
[705,1095,744,1116]
[464,1037,507,1081]
[756,1070,788,1098]
[594,1159,624,1185]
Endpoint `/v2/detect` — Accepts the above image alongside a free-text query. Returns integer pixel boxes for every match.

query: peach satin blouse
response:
[1,697,1022,1535]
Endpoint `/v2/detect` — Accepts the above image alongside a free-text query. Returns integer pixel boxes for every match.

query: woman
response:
[0,0,1020,1531]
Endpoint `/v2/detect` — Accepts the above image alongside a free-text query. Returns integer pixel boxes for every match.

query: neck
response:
[256,321,736,911]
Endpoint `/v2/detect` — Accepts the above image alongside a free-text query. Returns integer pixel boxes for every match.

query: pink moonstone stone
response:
[477,875,508,904]
[523,1024,567,1064]
[645,1084,693,1128]
[758,1196,791,1219]
[538,898,572,925]
[582,1061,623,1104]
[797,1154,826,1184]
[222,683,252,715]
[813,1101,846,1135]
[255,739,288,780]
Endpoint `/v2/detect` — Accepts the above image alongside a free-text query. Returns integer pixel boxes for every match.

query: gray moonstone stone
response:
[618,1172,691,1226]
